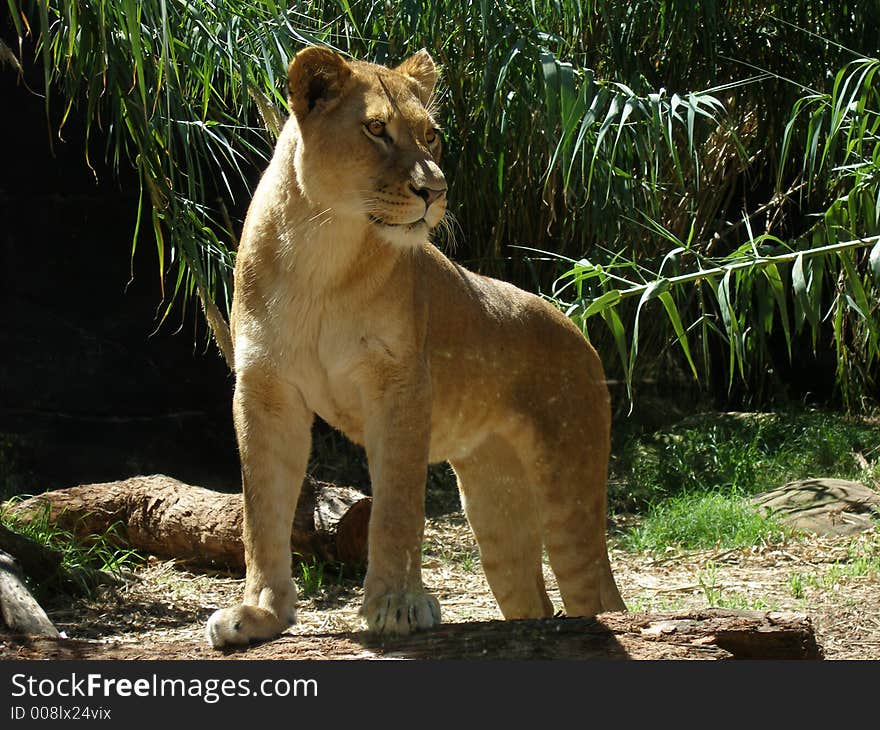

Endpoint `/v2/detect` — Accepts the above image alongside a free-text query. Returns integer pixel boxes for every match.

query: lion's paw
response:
[205,604,289,649]
[360,590,441,636]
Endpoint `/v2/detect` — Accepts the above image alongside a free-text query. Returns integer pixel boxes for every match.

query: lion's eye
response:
[366,119,386,137]
[426,128,439,145]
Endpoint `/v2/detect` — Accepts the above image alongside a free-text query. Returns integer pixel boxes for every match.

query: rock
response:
[752,478,880,537]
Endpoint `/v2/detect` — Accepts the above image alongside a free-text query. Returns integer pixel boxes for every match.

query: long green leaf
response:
[658,290,698,380]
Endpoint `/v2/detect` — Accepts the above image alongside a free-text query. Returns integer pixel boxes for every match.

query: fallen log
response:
[5,474,371,571]
[0,550,60,638]
[361,609,823,660]
[0,609,821,660]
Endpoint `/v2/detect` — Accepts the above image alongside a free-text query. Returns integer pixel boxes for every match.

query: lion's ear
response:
[287,46,352,121]
[395,49,437,105]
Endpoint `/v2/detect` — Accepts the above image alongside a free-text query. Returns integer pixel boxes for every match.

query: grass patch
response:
[0,500,142,599]
[789,572,807,599]
[622,490,789,553]
[293,554,351,598]
[610,409,880,512]
[787,531,880,598]
[612,408,880,554]
[820,532,880,588]
[695,561,778,610]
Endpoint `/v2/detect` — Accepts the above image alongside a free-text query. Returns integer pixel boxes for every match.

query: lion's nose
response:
[409,183,446,208]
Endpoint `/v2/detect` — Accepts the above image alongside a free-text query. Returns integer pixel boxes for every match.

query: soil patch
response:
[2,513,878,660]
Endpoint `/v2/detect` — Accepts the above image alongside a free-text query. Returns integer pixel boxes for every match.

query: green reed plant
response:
[550,49,880,407]
[6,1,879,405]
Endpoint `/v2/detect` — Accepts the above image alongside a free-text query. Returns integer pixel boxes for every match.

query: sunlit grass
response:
[613,408,879,553]
[622,490,789,553]
[0,499,142,599]
[610,409,880,512]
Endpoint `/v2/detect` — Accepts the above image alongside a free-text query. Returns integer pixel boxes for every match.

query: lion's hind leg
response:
[528,436,626,617]
[450,434,554,619]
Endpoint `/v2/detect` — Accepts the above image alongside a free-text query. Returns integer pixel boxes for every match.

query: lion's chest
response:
[278,299,404,445]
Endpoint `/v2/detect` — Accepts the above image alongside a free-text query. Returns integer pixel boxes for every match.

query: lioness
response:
[206,46,625,648]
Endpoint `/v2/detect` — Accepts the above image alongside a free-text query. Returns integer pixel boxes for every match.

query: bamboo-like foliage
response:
[7,0,345,321]
[6,0,879,407]
[550,52,880,408]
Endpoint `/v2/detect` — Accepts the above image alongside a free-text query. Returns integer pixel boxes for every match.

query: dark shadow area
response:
[0,39,240,497]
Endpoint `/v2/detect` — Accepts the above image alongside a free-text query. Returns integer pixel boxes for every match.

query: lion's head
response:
[286,46,447,248]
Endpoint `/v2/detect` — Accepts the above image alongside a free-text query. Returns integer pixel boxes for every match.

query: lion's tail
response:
[197,286,235,372]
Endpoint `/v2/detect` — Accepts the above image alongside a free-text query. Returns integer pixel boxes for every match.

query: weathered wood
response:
[0,551,60,638]
[0,609,821,660]
[6,474,371,571]
[292,478,372,567]
[361,609,823,660]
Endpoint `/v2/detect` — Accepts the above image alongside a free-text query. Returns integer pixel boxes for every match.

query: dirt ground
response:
[2,512,877,660]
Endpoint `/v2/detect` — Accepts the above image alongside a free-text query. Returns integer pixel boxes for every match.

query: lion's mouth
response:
[369,214,427,231]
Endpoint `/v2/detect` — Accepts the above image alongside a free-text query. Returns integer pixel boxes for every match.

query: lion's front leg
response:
[359,376,440,635]
[206,368,313,649]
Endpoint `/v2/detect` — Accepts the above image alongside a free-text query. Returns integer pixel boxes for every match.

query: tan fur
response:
[206,46,625,648]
